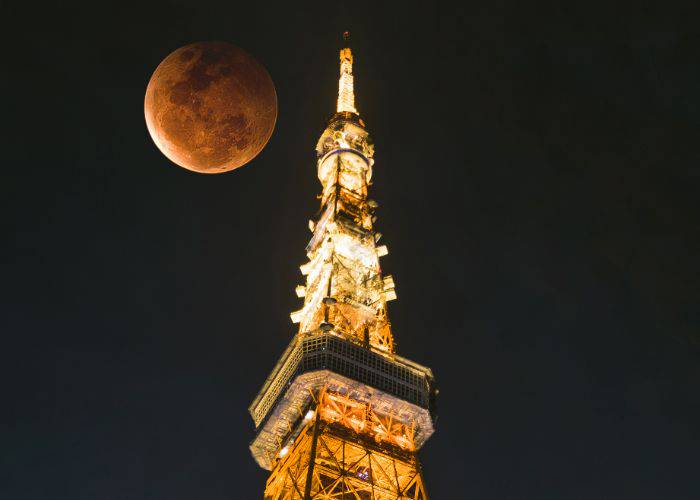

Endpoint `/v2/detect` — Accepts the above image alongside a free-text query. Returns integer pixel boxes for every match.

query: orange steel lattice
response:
[264,416,427,499]
[317,388,416,452]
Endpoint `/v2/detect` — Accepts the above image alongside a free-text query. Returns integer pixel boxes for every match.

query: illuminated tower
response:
[250,35,437,499]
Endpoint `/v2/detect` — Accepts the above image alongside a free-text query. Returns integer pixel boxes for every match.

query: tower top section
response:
[337,32,357,115]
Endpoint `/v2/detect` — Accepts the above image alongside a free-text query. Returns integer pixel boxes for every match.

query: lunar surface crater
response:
[145,41,277,173]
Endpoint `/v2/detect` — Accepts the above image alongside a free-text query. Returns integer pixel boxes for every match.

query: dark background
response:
[4,1,699,498]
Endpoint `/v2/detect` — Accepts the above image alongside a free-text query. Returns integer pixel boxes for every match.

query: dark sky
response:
[5,1,700,498]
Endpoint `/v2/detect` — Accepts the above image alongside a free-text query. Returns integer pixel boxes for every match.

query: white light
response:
[290,310,303,324]
[279,446,289,458]
[337,48,357,114]
[304,410,315,421]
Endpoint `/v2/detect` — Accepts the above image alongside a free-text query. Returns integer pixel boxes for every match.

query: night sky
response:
[5,2,700,498]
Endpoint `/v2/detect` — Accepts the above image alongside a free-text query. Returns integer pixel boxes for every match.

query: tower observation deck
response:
[250,35,437,499]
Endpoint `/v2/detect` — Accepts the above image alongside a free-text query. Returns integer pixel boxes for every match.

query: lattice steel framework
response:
[250,35,437,499]
[264,418,427,499]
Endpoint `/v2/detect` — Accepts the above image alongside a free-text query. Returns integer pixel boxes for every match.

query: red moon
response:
[144,42,277,174]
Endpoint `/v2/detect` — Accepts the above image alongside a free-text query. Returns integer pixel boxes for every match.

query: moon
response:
[144,42,277,174]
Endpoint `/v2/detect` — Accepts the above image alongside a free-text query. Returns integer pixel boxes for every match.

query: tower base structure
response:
[265,414,427,499]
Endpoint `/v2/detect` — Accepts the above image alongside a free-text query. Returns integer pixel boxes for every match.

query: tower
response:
[250,35,437,499]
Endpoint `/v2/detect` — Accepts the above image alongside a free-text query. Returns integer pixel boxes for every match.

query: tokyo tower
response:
[249,35,437,499]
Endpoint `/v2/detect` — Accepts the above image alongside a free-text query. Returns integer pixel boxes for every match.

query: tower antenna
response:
[337,32,357,114]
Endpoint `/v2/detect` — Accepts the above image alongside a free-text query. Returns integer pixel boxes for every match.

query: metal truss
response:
[264,418,427,499]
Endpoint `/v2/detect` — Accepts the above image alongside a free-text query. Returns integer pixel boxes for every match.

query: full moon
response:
[144,42,277,174]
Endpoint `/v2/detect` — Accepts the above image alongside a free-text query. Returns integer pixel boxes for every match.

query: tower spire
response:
[337,31,357,114]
